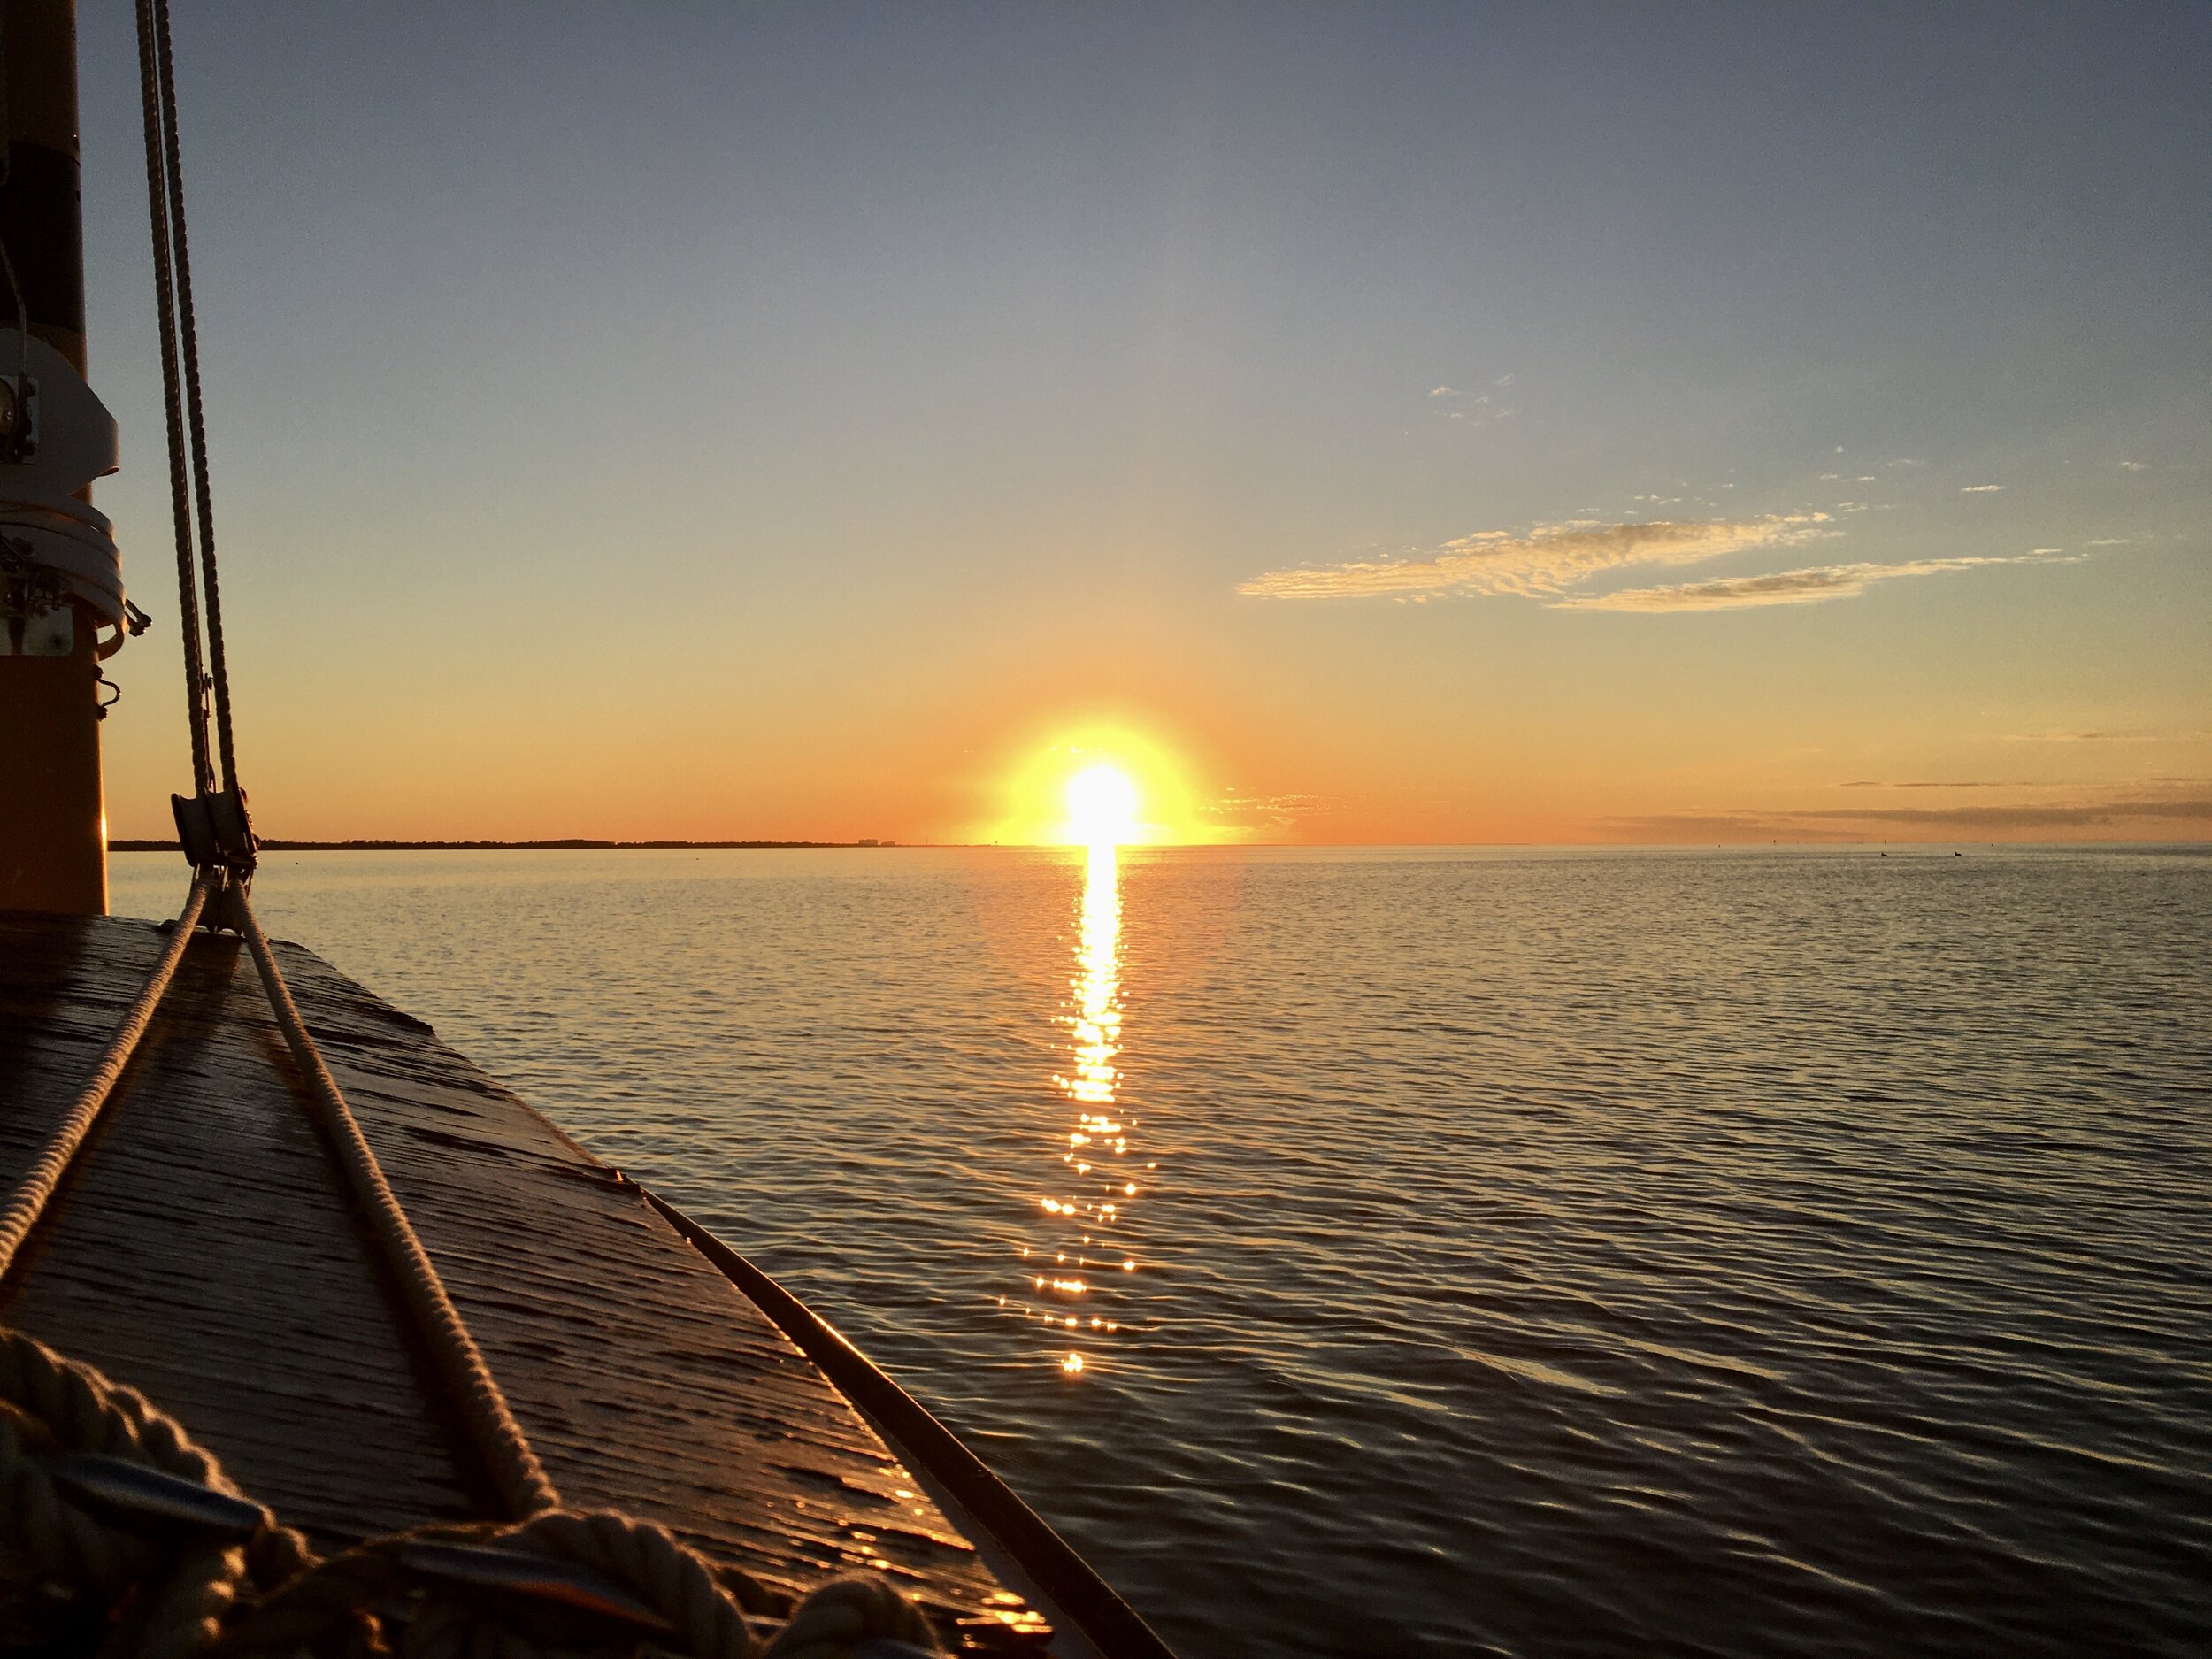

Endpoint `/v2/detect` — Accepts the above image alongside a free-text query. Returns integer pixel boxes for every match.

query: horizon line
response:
[110,836,2211,855]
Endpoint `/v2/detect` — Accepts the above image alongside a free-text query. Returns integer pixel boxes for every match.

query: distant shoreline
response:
[106,838,2208,855]
[111,838,910,852]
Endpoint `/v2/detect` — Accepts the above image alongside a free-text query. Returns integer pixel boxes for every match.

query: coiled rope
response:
[2,1325,938,1658]
[219,1511,756,1659]
[0,1325,311,1659]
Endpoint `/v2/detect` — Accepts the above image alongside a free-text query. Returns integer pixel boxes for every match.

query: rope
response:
[235,900,559,1519]
[0,1326,311,1659]
[222,1516,941,1659]
[132,0,549,1518]
[4,1322,943,1659]
[98,18,939,1653]
[0,873,212,1281]
[762,1574,941,1659]
[222,1512,758,1659]
[132,0,211,798]
[0,885,940,1654]
[148,0,242,798]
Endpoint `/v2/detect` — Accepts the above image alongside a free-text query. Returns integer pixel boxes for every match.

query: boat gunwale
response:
[641,1188,1177,1659]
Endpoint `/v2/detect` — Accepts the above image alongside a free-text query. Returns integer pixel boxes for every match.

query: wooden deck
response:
[0,910,1048,1652]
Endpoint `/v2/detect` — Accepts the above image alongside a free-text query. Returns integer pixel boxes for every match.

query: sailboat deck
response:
[0,909,1043,1651]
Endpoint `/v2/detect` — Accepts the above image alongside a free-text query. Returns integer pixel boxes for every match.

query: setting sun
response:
[1065,764,1139,846]
[976,722,1245,847]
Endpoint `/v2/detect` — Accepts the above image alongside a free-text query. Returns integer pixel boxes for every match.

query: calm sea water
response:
[113,846,2212,1658]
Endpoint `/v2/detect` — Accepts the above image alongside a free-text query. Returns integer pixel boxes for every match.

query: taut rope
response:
[132,0,212,797]
[0,872,212,1282]
[236,902,558,1519]
[128,0,559,1520]
[146,0,242,796]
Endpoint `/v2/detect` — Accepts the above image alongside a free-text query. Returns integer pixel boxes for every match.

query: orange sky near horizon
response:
[100,668,2212,848]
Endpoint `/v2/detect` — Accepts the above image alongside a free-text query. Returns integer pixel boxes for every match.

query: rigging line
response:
[133,0,211,797]
[236,895,561,1520]
[0,874,213,1282]
[150,0,240,799]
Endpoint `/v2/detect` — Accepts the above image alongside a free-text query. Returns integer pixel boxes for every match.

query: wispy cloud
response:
[1239,514,1835,601]
[1424,383,1517,425]
[1961,484,2005,493]
[1999,727,2206,745]
[1557,550,2073,612]
[2119,460,2147,472]
[1205,791,1328,831]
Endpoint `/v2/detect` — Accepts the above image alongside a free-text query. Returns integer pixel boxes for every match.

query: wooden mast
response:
[0,0,103,914]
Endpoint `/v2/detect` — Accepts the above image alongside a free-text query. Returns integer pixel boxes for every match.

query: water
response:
[112,846,2212,1657]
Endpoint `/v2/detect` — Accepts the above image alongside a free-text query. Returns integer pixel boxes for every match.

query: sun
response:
[974,719,1246,846]
[1065,764,1139,846]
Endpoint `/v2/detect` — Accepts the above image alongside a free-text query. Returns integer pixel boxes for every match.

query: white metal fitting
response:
[0,327,126,636]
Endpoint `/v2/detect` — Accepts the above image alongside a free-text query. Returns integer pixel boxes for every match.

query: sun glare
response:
[976,721,1244,846]
[1066,764,1139,846]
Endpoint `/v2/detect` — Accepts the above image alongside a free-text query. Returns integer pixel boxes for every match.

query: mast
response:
[0,0,111,914]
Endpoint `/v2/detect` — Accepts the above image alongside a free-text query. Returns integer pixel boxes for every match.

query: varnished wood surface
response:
[0,915,480,1537]
[0,910,1045,1651]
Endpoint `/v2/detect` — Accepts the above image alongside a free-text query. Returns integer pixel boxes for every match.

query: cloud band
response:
[1239,514,1836,601]
[1556,550,2078,612]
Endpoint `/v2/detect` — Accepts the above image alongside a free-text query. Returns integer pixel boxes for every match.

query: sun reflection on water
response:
[1064,843,1122,1104]
[1011,841,1141,1377]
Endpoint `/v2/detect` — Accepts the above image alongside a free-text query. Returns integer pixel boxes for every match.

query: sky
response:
[75,2,2210,844]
